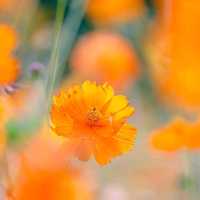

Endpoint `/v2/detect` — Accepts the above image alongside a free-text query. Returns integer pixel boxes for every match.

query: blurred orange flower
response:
[87,0,145,25]
[146,0,200,111]
[50,81,136,165]
[0,24,20,86]
[0,56,20,85]
[5,135,93,200]
[0,24,17,55]
[70,32,139,90]
[150,118,200,152]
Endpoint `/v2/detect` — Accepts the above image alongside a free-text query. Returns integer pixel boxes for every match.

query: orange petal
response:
[50,105,73,137]
[151,131,183,152]
[106,95,128,114]
[114,123,136,153]
[94,139,113,165]
[113,105,134,121]
[184,123,200,150]
[81,81,114,109]
[94,126,136,166]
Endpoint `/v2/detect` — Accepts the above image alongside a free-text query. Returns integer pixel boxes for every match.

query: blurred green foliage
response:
[6,116,41,146]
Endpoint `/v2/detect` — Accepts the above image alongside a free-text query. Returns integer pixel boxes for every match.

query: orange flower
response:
[70,32,139,89]
[87,0,145,25]
[5,135,93,200]
[0,56,20,85]
[0,24,20,86]
[50,81,136,165]
[146,0,200,112]
[0,24,17,55]
[150,118,200,152]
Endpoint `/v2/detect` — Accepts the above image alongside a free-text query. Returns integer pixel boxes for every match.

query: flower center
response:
[86,107,101,126]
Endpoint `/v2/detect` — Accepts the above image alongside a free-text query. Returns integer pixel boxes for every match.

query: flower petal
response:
[81,81,114,109]
[50,105,73,137]
[113,106,134,121]
[106,95,128,114]
[94,139,113,165]
[94,124,136,165]
[114,123,136,152]
[151,131,183,152]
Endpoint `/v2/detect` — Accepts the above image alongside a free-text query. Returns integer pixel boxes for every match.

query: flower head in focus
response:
[70,31,139,90]
[50,81,136,165]
[87,0,145,25]
[150,118,200,152]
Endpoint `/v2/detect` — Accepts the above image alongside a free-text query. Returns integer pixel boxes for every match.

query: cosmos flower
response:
[70,32,139,90]
[50,81,136,165]
[5,135,93,200]
[87,0,145,25]
[146,0,200,112]
[150,118,200,152]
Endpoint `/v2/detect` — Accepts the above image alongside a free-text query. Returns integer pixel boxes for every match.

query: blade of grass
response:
[45,0,68,107]
[45,0,88,110]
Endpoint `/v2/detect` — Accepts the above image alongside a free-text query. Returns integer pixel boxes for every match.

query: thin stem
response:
[56,0,89,87]
[45,0,68,107]
[181,151,197,200]
[183,151,190,177]
[45,0,88,110]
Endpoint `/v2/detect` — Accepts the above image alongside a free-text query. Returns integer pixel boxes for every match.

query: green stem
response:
[45,0,68,107]
[45,0,87,111]
[181,151,197,200]
[183,151,190,177]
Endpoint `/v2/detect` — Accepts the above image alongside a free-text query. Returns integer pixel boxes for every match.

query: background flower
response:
[70,32,139,90]
[5,135,94,200]
[87,0,145,25]
[146,0,200,112]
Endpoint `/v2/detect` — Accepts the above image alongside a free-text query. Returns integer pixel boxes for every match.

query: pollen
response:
[86,107,101,126]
